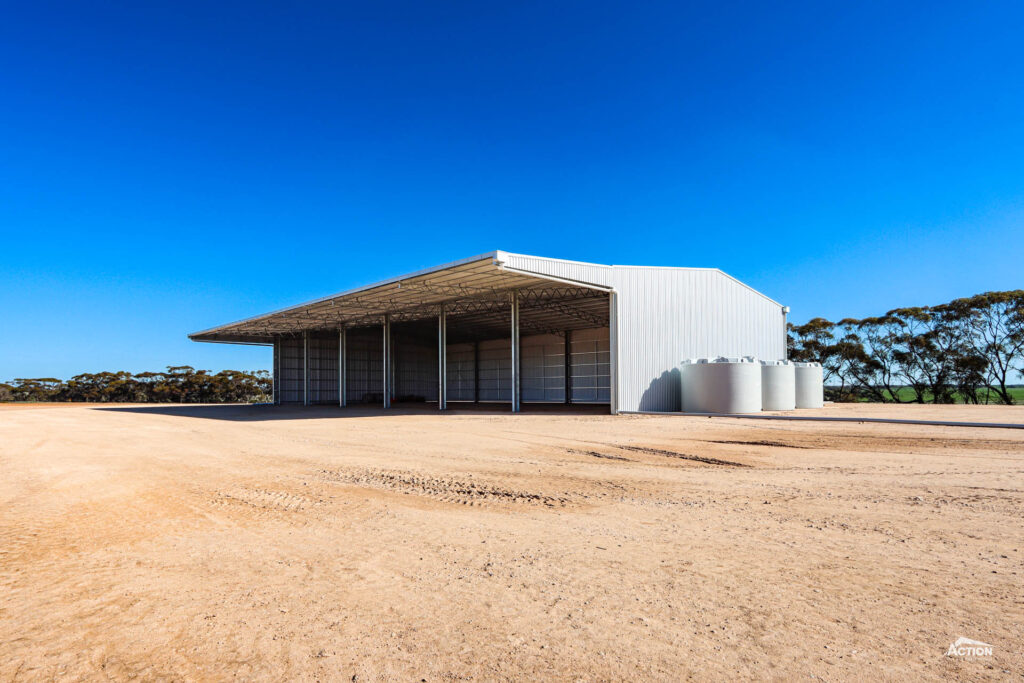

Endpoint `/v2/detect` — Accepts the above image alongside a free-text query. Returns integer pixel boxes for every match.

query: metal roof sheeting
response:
[189,252,610,343]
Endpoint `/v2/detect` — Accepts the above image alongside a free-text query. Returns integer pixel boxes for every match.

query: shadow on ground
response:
[99,402,611,421]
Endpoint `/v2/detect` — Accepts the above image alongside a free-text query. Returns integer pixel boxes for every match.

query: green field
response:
[874,386,1024,404]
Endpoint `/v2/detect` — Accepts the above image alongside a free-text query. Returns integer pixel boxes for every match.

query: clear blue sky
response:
[2,1,1022,380]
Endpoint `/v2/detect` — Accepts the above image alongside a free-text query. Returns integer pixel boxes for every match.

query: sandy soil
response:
[1,403,1022,681]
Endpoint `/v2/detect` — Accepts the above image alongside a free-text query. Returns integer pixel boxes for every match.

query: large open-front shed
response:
[190,251,786,413]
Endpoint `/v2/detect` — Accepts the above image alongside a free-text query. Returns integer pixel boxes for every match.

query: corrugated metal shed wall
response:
[521,334,564,402]
[278,337,304,404]
[394,335,437,400]
[477,338,512,402]
[446,342,476,401]
[308,335,339,405]
[346,328,384,404]
[500,254,785,412]
[570,327,610,403]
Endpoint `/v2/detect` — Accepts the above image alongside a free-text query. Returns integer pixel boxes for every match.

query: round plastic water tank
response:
[760,360,796,410]
[794,362,824,408]
[680,356,762,414]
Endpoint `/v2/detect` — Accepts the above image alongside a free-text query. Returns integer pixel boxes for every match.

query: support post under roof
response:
[272,339,280,405]
[511,291,520,413]
[564,330,572,405]
[609,291,618,415]
[339,328,346,407]
[303,332,309,406]
[382,314,391,409]
[438,305,447,410]
[473,341,480,404]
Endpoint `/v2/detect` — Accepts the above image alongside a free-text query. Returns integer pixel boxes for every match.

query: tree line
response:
[788,290,1024,404]
[0,366,271,403]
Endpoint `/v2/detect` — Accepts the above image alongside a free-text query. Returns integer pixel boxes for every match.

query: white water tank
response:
[794,362,824,408]
[680,356,762,414]
[760,360,796,410]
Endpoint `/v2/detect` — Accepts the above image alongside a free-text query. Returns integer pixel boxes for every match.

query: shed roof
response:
[190,250,782,345]
[189,251,612,344]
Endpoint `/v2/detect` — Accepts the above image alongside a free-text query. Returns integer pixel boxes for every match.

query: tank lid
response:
[793,361,822,367]
[759,359,794,366]
[682,356,763,364]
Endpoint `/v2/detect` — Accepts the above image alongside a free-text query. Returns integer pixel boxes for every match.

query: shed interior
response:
[274,307,610,407]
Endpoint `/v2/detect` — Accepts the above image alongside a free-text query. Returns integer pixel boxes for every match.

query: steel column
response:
[303,332,309,406]
[272,339,279,405]
[473,341,480,403]
[438,305,447,410]
[339,328,347,407]
[564,330,572,405]
[609,291,618,415]
[782,306,789,360]
[382,314,391,408]
[511,291,520,413]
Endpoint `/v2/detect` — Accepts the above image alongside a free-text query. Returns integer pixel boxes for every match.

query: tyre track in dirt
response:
[316,467,573,508]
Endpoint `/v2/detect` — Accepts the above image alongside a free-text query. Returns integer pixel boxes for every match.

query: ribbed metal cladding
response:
[569,327,610,403]
[278,337,305,404]
[520,333,565,403]
[307,334,339,405]
[445,342,476,401]
[393,334,437,400]
[477,339,513,402]
[499,253,785,412]
[345,328,384,404]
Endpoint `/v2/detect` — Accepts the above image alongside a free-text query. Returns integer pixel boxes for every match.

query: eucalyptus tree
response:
[942,290,1024,404]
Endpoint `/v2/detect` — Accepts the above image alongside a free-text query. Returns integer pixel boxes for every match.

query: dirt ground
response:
[1,403,1022,681]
